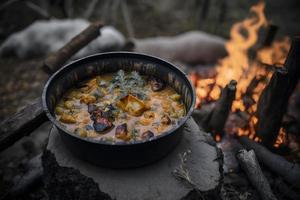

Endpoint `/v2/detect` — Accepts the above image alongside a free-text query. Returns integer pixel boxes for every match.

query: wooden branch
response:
[0,21,103,151]
[43,21,103,73]
[203,80,237,136]
[0,98,46,151]
[255,36,300,147]
[255,68,289,147]
[242,75,265,110]
[236,149,277,200]
[239,136,300,189]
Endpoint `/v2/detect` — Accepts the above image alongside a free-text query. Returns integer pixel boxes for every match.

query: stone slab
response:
[44,118,222,200]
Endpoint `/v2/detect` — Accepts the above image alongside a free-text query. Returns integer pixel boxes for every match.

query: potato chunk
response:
[117,95,147,116]
[60,114,76,124]
[80,95,96,104]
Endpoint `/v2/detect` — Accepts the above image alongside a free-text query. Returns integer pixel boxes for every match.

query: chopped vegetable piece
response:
[64,101,74,109]
[55,107,64,115]
[117,94,147,116]
[149,76,165,91]
[88,104,97,114]
[170,94,181,101]
[115,123,131,141]
[141,130,154,140]
[90,108,103,121]
[80,95,96,104]
[75,128,87,137]
[143,111,155,119]
[93,117,113,132]
[161,114,171,125]
[60,114,76,124]
[85,125,94,131]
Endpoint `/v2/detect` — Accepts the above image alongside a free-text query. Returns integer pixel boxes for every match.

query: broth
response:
[55,70,186,143]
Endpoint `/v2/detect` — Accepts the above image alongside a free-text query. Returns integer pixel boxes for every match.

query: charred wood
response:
[239,136,300,189]
[285,36,300,98]
[255,67,289,147]
[236,149,277,200]
[203,80,237,137]
[249,24,279,60]
[262,24,278,47]
[0,98,47,151]
[242,75,265,110]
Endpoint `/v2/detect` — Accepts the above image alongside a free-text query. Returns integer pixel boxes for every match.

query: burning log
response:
[262,24,278,47]
[43,21,103,73]
[285,36,300,98]
[256,36,300,147]
[255,67,289,147]
[0,21,103,151]
[236,149,277,200]
[203,80,237,137]
[242,75,265,110]
[239,136,300,189]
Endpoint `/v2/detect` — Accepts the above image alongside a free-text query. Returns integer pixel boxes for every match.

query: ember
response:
[191,1,292,147]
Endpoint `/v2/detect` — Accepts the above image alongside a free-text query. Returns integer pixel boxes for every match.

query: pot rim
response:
[42,51,195,146]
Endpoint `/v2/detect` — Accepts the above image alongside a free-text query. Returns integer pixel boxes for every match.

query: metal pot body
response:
[43,52,195,168]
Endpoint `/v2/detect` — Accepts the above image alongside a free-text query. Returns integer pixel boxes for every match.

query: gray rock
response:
[0,19,125,59]
[134,31,227,65]
[43,117,223,200]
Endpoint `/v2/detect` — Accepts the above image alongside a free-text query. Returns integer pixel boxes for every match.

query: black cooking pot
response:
[42,52,195,168]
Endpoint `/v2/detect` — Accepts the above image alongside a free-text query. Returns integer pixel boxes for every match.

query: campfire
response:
[190,1,295,150]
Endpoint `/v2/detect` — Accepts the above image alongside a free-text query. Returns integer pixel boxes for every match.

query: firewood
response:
[203,80,237,136]
[0,98,46,151]
[285,36,300,98]
[256,37,300,146]
[239,136,300,189]
[43,21,103,73]
[262,24,278,47]
[255,67,289,147]
[242,75,265,110]
[0,21,103,151]
[236,149,277,200]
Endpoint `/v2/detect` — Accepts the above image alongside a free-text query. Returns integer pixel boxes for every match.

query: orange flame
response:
[191,1,290,146]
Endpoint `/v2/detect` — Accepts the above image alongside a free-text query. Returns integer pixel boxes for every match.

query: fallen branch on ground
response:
[236,149,277,200]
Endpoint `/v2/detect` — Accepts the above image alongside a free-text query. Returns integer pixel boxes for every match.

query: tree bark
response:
[285,36,300,98]
[236,149,277,200]
[239,136,300,189]
[0,98,46,151]
[203,80,237,136]
[255,67,289,147]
